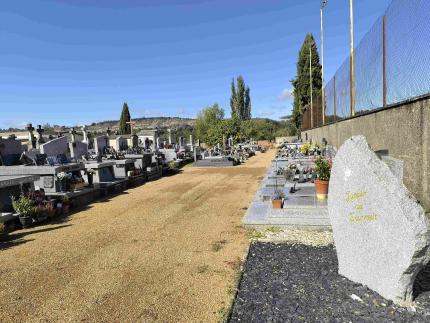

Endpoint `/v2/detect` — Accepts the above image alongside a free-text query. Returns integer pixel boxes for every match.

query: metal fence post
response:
[383,15,387,108]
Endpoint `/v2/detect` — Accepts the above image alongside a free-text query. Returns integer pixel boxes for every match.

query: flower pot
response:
[315,179,329,200]
[59,180,67,192]
[19,216,33,228]
[87,175,94,187]
[272,199,283,209]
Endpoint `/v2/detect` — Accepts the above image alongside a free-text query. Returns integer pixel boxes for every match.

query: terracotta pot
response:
[315,179,329,200]
[272,199,283,209]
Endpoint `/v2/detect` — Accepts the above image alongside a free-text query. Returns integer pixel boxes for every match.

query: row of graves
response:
[194,136,263,167]
[0,125,198,230]
[243,134,430,308]
[242,140,333,230]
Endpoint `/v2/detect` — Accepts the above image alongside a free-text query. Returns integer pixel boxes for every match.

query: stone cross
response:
[156,137,160,150]
[197,139,200,147]
[36,125,45,148]
[189,134,193,146]
[26,123,36,149]
[82,126,88,142]
[70,127,77,143]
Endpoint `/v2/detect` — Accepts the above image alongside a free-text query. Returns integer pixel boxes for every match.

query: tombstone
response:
[82,126,89,143]
[36,125,45,148]
[69,141,88,160]
[40,136,69,158]
[26,123,37,149]
[228,137,233,148]
[328,135,430,304]
[0,138,25,166]
[189,134,193,146]
[94,136,108,154]
[115,136,128,151]
[167,129,172,145]
[131,135,138,148]
[178,137,184,149]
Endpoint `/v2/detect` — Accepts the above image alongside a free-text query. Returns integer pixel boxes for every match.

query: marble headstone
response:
[328,135,430,304]
[69,141,88,160]
[40,136,69,157]
[94,136,108,154]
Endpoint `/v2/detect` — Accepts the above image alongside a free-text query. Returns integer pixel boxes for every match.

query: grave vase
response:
[315,179,329,200]
[272,199,283,209]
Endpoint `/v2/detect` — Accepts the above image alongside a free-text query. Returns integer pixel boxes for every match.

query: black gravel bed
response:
[229,242,430,323]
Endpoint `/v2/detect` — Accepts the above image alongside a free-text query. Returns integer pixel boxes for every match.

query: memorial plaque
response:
[328,135,430,304]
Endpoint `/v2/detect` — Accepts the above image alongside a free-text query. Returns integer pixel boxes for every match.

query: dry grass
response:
[0,150,276,323]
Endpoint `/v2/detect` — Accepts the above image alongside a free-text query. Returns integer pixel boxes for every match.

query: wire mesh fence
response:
[302,0,430,131]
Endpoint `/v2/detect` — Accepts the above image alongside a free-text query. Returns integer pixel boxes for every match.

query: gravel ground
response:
[230,242,430,323]
[0,150,275,323]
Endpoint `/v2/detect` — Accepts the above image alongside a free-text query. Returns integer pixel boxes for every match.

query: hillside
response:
[87,117,196,132]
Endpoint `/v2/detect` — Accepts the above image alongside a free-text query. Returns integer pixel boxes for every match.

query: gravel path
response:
[230,242,430,323]
[0,151,275,323]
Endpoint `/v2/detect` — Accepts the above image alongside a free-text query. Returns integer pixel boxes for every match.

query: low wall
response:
[303,96,430,212]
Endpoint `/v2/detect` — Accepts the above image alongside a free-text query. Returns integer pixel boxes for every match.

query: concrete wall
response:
[303,97,430,212]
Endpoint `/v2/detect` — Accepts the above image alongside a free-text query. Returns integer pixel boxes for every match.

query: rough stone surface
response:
[230,242,430,323]
[328,135,430,304]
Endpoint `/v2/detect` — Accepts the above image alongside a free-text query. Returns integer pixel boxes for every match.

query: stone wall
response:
[303,96,430,212]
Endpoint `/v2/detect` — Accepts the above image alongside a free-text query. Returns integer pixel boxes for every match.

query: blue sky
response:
[0,0,391,128]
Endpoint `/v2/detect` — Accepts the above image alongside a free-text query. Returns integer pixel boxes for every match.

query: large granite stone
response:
[328,135,430,304]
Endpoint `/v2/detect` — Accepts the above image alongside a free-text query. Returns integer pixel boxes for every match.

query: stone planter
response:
[315,179,329,200]
[272,199,283,209]
[19,215,33,228]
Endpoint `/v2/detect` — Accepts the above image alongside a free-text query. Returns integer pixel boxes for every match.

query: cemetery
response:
[0,123,201,231]
[231,134,430,322]
[2,0,430,321]
[194,137,263,167]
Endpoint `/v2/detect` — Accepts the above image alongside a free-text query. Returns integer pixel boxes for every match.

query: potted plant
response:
[86,169,96,187]
[300,143,311,156]
[272,190,285,209]
[11,195,36,228]
[62,196,71,214]
[314,157,332,200]
[34,205,48,223]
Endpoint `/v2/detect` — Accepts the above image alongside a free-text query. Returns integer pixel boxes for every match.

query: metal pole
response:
[350,0,355,116]
[382,15,387,107]
[320,1,327,125]
[310,45,313,128]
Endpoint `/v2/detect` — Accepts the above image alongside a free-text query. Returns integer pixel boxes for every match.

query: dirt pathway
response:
[0,150,275,323]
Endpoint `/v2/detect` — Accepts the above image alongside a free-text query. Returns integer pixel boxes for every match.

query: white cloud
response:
[278,88,294,101]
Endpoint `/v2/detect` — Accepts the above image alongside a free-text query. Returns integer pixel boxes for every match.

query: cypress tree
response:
[291,33,322,131]
[230,79,237,119]
[236,76,245,120]
[119,102,131,135]
[244,86,251,120]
